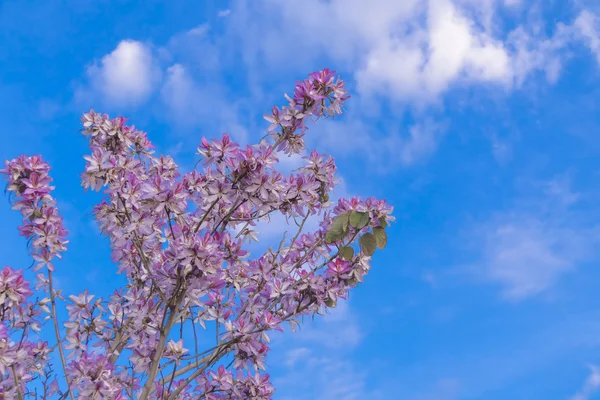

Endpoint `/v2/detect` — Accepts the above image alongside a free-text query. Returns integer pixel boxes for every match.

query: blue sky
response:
[3,0,600,399]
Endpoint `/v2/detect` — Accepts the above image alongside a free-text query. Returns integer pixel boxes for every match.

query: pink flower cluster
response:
[2,155,68,273]
[0,70,393,399]
[264,68,349,155]
[0,155,69,398]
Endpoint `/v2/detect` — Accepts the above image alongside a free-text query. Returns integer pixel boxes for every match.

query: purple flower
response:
[0,70,392,399]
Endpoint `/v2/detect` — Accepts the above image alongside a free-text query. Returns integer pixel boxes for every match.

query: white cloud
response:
[80,40,161,107]
[229,0,599,104]
[283,301,361,348]
[283,347,311,368]
[161,63,198,119]
[507,22,573,85]
[163,24,221,73]
[490,134,513,164]
[160,63,249,143]
[472,176,598,300]
[217,9,231,18]
[232,0,512,100]
[357,0,512,100]
[575,10,600,65]
[292,300,363,349]
[570,365,600,400]
[276,354,370,400]
[79,3,600,116]
[275,153,305,175]
[272,301,374,400]
[231,0,423,68]
[480,218,584,300]
[398,120,447,165]
[542,175,581,207]
[74,3,600,173]
[308,118,446,169]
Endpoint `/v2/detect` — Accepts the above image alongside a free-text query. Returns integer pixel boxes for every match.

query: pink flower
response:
[0,266,33,308]
[0,70,392,399]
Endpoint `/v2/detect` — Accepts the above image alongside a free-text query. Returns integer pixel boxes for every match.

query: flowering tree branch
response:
[0,69,394,399]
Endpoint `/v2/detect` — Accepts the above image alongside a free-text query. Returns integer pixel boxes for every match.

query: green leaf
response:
[325,214,350,243]
[332,214,348,234]
[339,246,355,261]
[373,227,387,249]
[325,297,337,308]
[325,230,345,244]
[341,212,350,231]
[359,233,377,256]
[379,216,387,228]
[349,211,370,229]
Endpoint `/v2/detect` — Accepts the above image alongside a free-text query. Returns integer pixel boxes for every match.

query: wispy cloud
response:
[271,301,376,400]
[575,11,600,65]
[228,0,600,103]
[478,217,588,300]
[160,64,222,126]
[307,117,447,170]
[469,175,599,300]
[507,21,572,86]
[159,62,249,144]
[570,365,600,400]
[75,24,253,148]
[210,0,600,171]
[72,2,600,173]
[276,355,371,400]
[217,9,231,18]
[289,301,363,349]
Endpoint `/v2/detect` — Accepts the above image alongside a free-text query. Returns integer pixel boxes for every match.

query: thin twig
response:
[48,272,74,400]
[12,365,24,400]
